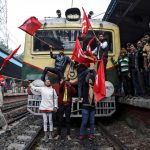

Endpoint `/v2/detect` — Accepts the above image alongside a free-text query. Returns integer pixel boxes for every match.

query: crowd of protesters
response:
[112,33,150,97]
[28,33,150,142]
[1,32,150,141]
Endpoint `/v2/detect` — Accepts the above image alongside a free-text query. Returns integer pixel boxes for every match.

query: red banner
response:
[19,16,42,36]
[72,37,87,62]
[94,58,106,102]
[85,36,96,59]
[82,7,91,37]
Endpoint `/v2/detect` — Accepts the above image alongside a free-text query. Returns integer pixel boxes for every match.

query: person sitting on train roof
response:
[41,46,71,83]
[92,33,108,75]
[79,75,96,140]
[54,77,76,141]
[30,79,58,142]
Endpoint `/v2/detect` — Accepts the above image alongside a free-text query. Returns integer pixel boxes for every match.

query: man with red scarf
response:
[54,78,76,140]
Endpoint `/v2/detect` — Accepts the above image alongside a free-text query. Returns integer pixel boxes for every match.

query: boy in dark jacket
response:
[41,46,71,82]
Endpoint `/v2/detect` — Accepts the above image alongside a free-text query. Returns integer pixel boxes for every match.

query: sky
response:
[7,0,111,54]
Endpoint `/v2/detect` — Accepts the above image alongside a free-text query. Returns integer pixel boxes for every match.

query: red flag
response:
[1,45,21,69]
[71,37,88,63]
[94,58,106,102]
[0,75,4,81]
[85,36,96,59]
[19,16,42,36]
[82,7,91,37]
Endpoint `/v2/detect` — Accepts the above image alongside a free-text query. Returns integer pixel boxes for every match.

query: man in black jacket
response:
[79,75,96,140]
[41,46,71,82]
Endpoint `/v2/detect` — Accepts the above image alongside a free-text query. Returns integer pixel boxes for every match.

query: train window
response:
[33,29,113,53]
[33,30,80,51]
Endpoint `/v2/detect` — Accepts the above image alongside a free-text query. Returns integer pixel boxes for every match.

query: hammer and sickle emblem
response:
[69,65,77,80]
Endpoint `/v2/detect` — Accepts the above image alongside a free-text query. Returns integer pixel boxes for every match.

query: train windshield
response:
[33,29,113,53]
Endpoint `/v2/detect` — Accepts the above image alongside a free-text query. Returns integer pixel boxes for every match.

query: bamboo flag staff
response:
[18,16,52,47]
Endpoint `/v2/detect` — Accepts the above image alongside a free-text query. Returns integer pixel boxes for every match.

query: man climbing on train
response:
[41,46,71,83]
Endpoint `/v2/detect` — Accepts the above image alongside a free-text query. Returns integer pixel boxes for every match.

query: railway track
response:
[0,115,43,150]
[0,94,28,128]
[1,117,149,150]
[28,120,150,150]
[0,94,149,150]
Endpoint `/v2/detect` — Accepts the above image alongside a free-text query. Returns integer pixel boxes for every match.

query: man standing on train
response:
[41,46,71,83]
[92,33,108,74]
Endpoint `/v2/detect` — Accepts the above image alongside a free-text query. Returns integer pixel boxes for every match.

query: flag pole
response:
[34,35,52,47]
[89,25,100,44]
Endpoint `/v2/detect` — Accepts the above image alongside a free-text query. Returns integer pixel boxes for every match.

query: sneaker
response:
[67,135,72,141]
[79,135,84,140]
[54,135,60,140]
[88,134,94,140]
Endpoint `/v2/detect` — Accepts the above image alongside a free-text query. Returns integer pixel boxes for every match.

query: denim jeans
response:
[80,109,95,135]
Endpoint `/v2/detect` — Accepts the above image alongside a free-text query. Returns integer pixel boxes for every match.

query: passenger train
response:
[23,8,121,117]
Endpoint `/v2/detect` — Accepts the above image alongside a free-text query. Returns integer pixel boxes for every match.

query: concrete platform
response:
[118,96,150,109]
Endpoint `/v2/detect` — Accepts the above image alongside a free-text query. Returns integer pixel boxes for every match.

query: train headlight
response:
[65,8,81,21]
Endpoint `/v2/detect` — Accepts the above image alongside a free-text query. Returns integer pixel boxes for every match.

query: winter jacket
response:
[82,83,95,110]
[50,52,71,72]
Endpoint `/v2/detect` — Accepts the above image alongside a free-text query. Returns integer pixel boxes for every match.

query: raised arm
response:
[49,45,57,59]
[30,83,42,93]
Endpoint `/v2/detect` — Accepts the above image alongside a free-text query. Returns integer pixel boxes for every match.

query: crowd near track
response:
[0,94,150,150]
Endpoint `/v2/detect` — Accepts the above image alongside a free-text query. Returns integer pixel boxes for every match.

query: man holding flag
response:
[92,33,108,74]
[79,76,96,140]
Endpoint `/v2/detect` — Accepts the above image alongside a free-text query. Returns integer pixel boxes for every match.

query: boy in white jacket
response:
[30,79,58,142]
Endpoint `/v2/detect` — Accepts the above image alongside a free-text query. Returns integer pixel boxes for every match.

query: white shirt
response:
[92,41,108,59]
[31,85,58,111]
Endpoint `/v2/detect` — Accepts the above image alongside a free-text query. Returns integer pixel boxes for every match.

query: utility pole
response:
[0,0,8,48]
